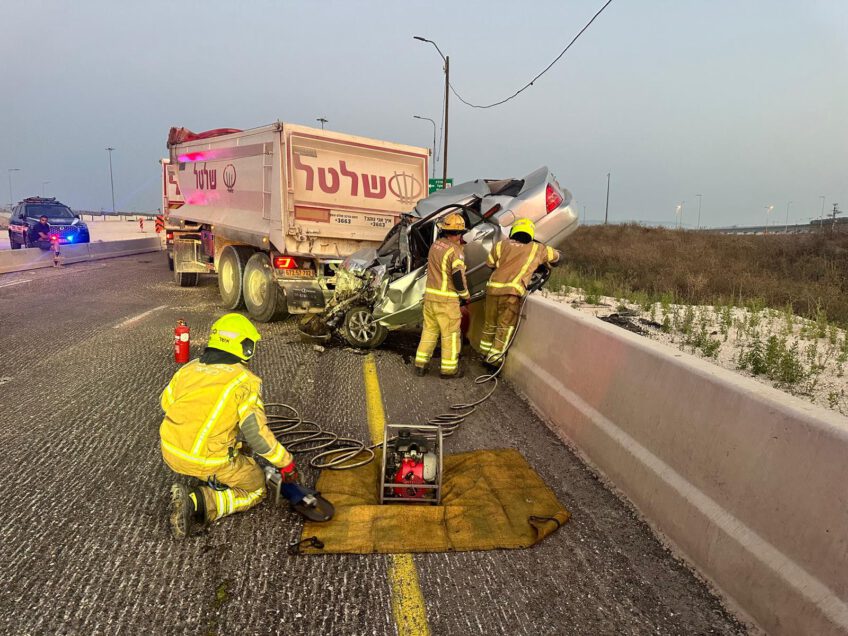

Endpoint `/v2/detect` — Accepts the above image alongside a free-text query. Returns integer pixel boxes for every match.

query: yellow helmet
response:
[438,212,466,232]
[510,218,536,241]
[207,313,262,361]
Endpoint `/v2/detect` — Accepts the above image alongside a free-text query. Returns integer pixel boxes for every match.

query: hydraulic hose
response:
[268,295,528,470]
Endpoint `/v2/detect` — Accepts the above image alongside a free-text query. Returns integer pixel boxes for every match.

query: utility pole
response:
[442,55,449,184]
[582,205,586,224]
[414,36,450,185]
[604,172,610,225]
[696,194,703,229]
[784,200,792,233]
[765,204,774,234]
[106,147,116,214]
[316,117,328,130]
[7,168,20,209]
[819,195,826,230]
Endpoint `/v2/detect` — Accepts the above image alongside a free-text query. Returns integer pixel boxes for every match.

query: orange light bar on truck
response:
[273,256,297,269]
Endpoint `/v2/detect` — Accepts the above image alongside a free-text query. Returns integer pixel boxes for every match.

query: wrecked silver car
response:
[302,166,579,348]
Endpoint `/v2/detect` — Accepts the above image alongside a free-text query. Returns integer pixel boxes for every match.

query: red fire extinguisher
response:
[174,320,190,364]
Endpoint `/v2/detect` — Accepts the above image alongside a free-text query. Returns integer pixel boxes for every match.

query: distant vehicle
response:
[7,197,90,250]
[163,122,430,322]
[306,167,580,348]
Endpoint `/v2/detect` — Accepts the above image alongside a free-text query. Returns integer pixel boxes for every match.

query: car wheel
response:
[342,306,388,349]
[242,252,287,322]
[166,251,174,271]
[174,270,199,287]
[218,245,255,310]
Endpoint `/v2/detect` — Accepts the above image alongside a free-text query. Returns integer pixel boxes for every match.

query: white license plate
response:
[283,268,315,277]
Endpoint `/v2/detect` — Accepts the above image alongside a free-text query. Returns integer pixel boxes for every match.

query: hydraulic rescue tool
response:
[379,424,443,505]
[264,466,335,522]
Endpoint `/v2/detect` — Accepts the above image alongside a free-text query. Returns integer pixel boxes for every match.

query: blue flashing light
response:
[67,236,73,242]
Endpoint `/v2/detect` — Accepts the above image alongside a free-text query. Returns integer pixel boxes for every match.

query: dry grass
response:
[551,224,848,326]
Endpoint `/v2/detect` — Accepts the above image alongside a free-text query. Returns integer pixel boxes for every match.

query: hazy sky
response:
[1,0,846,228]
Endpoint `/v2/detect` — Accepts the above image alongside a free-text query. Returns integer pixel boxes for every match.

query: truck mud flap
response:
[285,285,327,314]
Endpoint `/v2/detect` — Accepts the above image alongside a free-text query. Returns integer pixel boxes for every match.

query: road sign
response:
[428,178,453,193]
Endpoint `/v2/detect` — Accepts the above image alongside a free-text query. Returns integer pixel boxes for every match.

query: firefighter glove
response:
[280,460,299,484]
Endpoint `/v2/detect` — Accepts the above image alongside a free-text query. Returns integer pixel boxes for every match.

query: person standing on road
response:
[414,212,470,378]
[480,218,560,364]
[29,215,51,246]
[159,313,298,540]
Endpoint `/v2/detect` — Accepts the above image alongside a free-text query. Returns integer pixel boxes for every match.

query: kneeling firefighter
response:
[414,211,470,378]
[481,218,560,363]
[159,313,298,539]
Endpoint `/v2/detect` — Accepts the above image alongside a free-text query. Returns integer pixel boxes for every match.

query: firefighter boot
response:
[169,483,206,540]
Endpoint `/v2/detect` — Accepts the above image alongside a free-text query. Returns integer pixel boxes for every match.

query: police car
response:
[7,197,90,249]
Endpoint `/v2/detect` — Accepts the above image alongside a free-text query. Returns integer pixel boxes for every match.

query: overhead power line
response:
[449,0,614,109]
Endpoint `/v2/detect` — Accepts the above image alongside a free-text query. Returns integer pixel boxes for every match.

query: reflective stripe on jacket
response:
[486,239,560,296]
[424,237,469,303]
[159,360,292,477]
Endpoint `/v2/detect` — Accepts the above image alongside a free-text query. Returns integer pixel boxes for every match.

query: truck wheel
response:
[174,270,199,287]
[342,306,388,349]
[218,245,255,310]
[243,252,287,322]
[166,252,174,271]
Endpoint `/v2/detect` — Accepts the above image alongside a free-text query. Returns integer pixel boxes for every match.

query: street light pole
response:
[414,36,450,185]
[316,117,328,130]
[784,200,792,233]
[696,194,703,229]
[765,204,774,233]
[7,168,20,209]
[413,115,437,179]
[604,172,610,225]
[106,147,116,214]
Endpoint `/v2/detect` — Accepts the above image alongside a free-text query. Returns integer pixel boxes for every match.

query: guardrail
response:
[0,237,161,275]
[488,296,848,636]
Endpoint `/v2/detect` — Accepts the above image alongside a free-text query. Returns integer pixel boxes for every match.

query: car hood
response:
[411,179,493,218]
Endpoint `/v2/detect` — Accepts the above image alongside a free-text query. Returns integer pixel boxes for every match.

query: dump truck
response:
[163,122,430,321]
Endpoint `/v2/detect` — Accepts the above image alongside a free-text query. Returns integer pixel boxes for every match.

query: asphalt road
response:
[0,255,749,635]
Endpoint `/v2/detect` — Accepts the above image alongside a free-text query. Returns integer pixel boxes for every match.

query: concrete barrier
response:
[0,238,161,275]
[501,295,848,636]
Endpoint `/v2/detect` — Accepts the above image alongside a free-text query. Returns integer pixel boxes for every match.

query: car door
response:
[10,207,26,243]
[462,222,502,297]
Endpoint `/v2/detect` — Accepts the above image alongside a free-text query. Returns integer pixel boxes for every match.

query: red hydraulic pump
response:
[174,320,190,363]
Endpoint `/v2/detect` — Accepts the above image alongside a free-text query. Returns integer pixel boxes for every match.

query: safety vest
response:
[486,239,560,296]
[159,360,291,477]
[424,238,469,303]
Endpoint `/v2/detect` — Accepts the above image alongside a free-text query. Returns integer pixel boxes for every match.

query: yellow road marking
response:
[363,354,431,636]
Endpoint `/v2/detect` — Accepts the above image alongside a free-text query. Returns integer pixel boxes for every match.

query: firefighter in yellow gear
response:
[414,211,470,378]
[159,313,297,539]
[481,218,560,363]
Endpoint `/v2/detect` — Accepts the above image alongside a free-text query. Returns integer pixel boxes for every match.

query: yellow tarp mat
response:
[298,448,570,554]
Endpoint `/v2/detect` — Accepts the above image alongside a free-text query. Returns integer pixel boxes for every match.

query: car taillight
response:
[545,184,563,213]
[273,256,297,269]
[166,232,174,241]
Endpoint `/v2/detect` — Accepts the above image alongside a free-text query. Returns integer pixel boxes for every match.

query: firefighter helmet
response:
[510,218,536,241]
[438,212,466,233]
[207,313,262,361]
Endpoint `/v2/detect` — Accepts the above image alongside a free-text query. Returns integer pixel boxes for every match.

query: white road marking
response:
[114,305,168,329]
[0,279,31,288]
